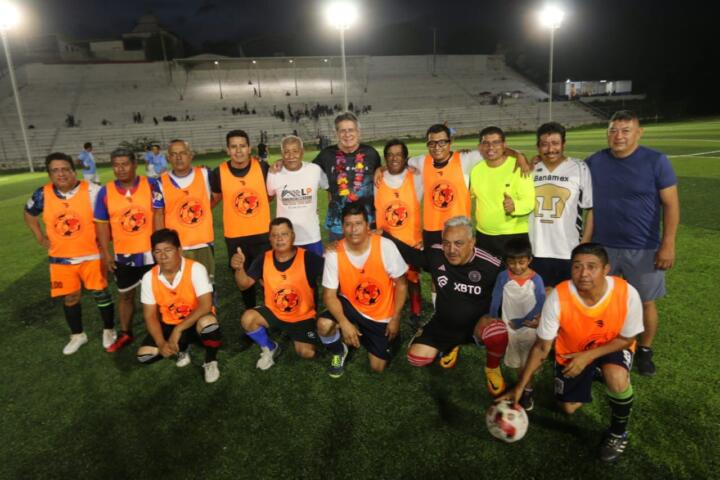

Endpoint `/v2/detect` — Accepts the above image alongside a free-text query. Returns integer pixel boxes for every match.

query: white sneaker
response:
[102,329,117,349]
[176,349,191,368]
[203,361,220,383]
[63,333,88,355]
[256,342,280,370]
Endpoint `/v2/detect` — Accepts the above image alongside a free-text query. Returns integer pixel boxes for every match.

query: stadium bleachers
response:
[0,55,602,169]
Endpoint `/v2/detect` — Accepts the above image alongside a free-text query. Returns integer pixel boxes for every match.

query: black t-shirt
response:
[313,144,381,235]
[246,248,325,291]
[391,237,501,332]
[209,159,270,194]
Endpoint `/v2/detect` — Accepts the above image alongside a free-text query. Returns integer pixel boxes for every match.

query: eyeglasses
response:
[480,140,504,147]
[426,140,450,148]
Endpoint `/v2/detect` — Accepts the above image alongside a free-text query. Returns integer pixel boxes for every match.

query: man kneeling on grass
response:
[232,218,325,369]
[136,228,221,383]
[498,243,643,462]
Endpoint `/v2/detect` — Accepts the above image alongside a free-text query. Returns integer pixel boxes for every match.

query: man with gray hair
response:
[386,215,509,398]
[95,147,165,352]
[266,135,329,256]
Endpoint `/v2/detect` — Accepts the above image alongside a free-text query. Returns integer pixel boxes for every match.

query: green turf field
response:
[1,118,719,479]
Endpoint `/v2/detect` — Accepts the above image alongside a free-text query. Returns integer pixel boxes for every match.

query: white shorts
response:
[83,173,100,184]
[504,326,537,369]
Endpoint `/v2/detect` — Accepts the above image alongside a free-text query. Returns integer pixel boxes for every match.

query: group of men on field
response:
[24,109,678,461]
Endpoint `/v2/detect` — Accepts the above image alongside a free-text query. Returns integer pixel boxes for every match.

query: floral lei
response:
[335,150,366,202]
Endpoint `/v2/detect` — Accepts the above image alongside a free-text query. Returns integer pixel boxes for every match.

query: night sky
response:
[13,0,718,113]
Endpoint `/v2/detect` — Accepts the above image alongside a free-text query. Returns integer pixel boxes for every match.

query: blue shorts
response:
[298,240,324,257]
[319,296,397,361]
[605,247,666,302]
[554,349,633,403]
[531,257,571,288]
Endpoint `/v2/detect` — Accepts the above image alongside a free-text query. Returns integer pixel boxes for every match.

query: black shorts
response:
[554,349,633,403]
[141,321,201,352]
[319,296,398,361]
[422,230,442,248]
[254,305,320,345]
[531,257,571,288]
[474,231,528,261]
[115,263,153,292]
[411,314,474,355]
[224,235,271,269]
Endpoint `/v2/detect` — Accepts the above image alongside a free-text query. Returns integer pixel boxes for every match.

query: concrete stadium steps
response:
[0,55,604,169]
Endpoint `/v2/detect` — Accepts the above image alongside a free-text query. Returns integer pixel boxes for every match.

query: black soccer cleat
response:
[599,432,629,462]
[635,347,656,377]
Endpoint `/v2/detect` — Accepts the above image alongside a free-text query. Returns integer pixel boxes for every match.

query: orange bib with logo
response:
[43,181,99,258]
[555,277,632,365]
[422,152,471,231]
[337,235,395,321]
[161,168,213,247]
[263,248,316,323]
[375,170,421,247]
[106,177,153,254]
[220,160,270,238]
[151,259,199,325]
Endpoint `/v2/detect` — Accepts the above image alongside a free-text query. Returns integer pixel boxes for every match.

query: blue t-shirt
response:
[586,146,677,249]
[79,150,96,175]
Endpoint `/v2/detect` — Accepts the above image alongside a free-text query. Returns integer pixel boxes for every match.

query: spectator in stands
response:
[78,142,99,184]
[153,117,159,126]
[257,143,269,163]
[145,144,168,178]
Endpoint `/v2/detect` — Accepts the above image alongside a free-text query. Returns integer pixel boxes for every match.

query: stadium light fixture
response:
[539,4,564,121]
[0,0,34,172]
[213,61,223,100]
[325,1,358,112]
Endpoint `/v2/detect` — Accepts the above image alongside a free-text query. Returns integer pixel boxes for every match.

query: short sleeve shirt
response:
[140,258,213,305]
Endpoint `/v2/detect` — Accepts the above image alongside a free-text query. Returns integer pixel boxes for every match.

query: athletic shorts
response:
[141,321,201,352]
[411,314,474,355]
[49,259,107,298]
[254,305,320,345]
[225,235,270,270]
[554,348,633,403]
[475,231,529,261]
[504,326,537,369]
[531,257,571,288]
[297,240,324,257]
[319,296,397,361]
[183,245,215,283]
[114,263,153,292]
[605,247,666,302]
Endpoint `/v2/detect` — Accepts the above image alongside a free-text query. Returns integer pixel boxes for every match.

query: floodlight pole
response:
[291,59,298,96]
[548,26,556,121]
[253,60,262,98]
[1,28,34,172]
[340,28,349,112]
[214,61,223,100]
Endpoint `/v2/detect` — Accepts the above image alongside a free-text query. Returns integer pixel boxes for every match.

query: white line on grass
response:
[669,150,720,158]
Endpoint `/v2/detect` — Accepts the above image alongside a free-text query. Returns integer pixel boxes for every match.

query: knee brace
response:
[91,288,113,308]
[200,323,221,348]
[407,351,434,367]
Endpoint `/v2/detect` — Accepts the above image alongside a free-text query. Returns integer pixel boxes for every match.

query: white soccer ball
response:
[486,401,529,443]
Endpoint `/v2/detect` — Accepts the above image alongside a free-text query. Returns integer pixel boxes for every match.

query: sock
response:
[63,303,83,334]
[431,292,437,307]
[480,320,508,369]
[607,384,634,436]
[241,284,257,309]
[320,330,345,355]
[410,288,422,316]
[137,352,162,364]
[407,352,434,367]
[200,323,222,363]
[247,326,274,350]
